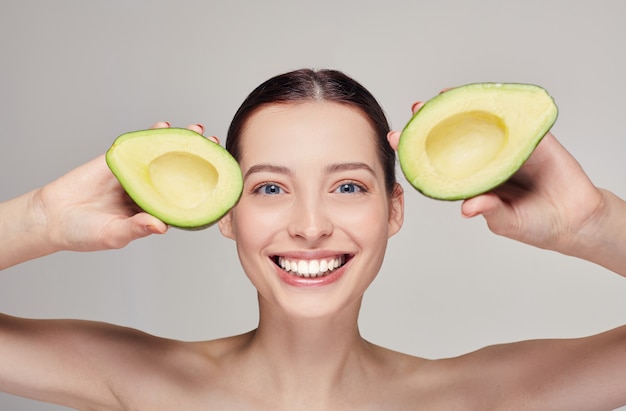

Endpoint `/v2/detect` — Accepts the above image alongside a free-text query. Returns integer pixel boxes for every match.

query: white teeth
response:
[278,255,346,278]
[319,259,328,273]
[297,260,308,277]
[308,260,320,276]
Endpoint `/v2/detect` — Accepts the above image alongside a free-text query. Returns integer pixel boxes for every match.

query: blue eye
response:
[336,182,365,194]
[256,183,283,195]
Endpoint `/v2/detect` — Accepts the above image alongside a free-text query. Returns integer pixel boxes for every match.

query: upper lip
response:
[270,250,354,260]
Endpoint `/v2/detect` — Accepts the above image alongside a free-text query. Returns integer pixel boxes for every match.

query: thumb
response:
[103,213,168,249]
[461,192,500,218]
[461,193,518,237]
[131,212,168,236]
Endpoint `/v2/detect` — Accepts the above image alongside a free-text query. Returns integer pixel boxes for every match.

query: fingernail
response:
[146,224,167,234]
[164,121,171,127]
[411,101,423,113]
[195,124,205,134]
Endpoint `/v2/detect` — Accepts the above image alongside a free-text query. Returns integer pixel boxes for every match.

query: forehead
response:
[238,101,379,167]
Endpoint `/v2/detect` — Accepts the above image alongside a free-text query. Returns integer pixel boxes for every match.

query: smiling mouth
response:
[273,255,350,278]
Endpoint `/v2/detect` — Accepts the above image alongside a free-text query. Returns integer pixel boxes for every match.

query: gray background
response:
[1,1,625,409]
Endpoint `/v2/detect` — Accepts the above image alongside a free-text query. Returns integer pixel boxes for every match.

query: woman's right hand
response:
[1,122,216,269]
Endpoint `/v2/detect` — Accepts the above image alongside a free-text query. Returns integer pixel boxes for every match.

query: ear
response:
[387,183,404,238]
[218,210,236,240]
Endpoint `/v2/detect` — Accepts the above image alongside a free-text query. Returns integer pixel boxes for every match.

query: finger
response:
[99,213,167,250]
[387,130,401,151]
[186,124,220,144]
[388,102,426,151]
[150,121,171,129]
[461,193,520,238]
[439,87,453,94]
[187,123,205,135]
[461,193,502,218]
[131,212,168,237]
[411,101,424,114]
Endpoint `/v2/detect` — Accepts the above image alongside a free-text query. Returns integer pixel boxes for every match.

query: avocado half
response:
[398,83,558,200]
[106,128,243,229]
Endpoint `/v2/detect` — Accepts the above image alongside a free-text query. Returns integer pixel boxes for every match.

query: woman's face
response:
[219,101,403,318]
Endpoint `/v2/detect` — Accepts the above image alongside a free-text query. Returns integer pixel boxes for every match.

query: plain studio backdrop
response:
[1,1,625,409]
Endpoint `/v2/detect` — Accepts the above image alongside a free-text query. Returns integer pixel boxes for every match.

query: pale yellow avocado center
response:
[148,152,218,209]
[425,110,508,179]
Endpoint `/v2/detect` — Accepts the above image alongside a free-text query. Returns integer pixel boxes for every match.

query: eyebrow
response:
[244,164,292,180]
[244,162,376,180]
[325,162,376,176]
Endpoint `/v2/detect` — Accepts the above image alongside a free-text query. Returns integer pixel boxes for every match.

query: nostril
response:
[289,221,333,240]
[286,198,334,240]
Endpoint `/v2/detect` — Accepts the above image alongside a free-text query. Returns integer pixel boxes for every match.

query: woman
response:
[1,69,625,410]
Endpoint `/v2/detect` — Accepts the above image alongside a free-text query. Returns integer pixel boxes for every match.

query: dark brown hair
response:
[225,68,396,194]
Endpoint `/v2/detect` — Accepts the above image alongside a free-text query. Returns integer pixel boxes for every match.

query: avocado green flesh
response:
[398,83,558,200]
[106,128,243,229]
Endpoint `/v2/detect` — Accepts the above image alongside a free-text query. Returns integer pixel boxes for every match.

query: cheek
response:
[337,201,390,243]
[231,201,284,250]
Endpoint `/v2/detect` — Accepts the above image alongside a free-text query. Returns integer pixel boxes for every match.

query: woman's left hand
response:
[388,101,626,275]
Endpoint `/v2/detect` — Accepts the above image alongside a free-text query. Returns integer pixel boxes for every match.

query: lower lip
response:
[275,261,347,288]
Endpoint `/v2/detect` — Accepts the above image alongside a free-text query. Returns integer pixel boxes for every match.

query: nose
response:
[287,193,333,242]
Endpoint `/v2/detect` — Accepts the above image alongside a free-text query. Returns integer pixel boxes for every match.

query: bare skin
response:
[1,103,625,411]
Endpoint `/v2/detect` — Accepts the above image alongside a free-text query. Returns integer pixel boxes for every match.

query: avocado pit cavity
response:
[425,111,508,179]
[149,152,218,209]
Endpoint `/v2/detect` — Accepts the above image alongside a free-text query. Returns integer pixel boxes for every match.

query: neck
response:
[245,295,371,398]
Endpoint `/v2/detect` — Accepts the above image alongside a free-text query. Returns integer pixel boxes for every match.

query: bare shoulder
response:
[363,325,626,410]
[357,342,468,409]
[434,325,626,410]
[0,313,253,410]
[104,328,256,409]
